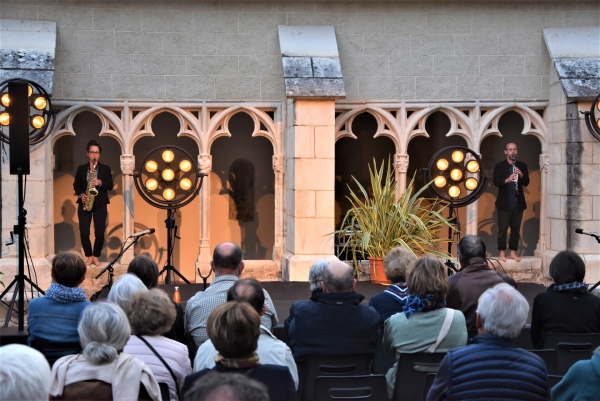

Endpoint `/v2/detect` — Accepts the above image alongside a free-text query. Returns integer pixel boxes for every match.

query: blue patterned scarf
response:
[384,283,409,305]
[45,283,87,302]
[548,282,589,293]
[403,294,446,318]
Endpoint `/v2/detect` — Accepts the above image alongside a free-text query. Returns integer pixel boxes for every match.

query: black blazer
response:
[492,159,529,211]
[73,162,114,208]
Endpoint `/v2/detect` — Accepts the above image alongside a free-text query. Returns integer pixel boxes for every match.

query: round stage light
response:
[180,178,192,190]
[33,96,47,110]
[162,168,175,182]
[145,178,158,191]
[179,159,192,172]
[27,85,33,97]
[597,118,600,129]
[466,160,480,173]
[30,115,45,129]
[448,186,461,198]
[145,160,158,173]
[450,168,463,181]
[1,93,9,107]
[162,150,175,163]
[452,150,464,163]
[163,188,175,201]
[434,176,446,188]
[436,158,449,171]
[465,177,478,191]
[0,112,9,126]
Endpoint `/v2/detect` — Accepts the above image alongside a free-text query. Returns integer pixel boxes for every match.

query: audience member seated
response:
[182,302,298,401]
[369,247,416,326]
[551,345,600,401]
[194,278,298,389]
[284,261,380,364]
[28,253,89,345]
[107,273,147,314]
[50,302,161,400]
[427,283,548,401]
[531,250,600,349]
[128,255,185,344]
[307,260,328,299]
[384,255,467,397]
[124,289,192,401]
[184,372,269,401]
[0,344,52,401]
[447,235,516,329]
[186,242,278,347]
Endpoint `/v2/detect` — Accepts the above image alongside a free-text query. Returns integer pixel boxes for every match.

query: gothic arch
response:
[335,106,400,152]
[478,105,547,152]
[406,106,474,150]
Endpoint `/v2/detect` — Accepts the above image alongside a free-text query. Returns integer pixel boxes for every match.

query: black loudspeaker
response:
[8,81,30,175]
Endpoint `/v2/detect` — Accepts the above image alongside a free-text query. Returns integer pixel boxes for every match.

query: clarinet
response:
[511,155,519,196]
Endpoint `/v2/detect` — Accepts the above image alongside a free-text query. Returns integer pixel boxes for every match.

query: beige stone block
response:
[563,196,594,221]
[442,1,488,13]
[593,143,600,164]
[515,13,563,34]
[163,33,217,55]
[38,6,92,30]
[577,2,600,11]
[583,253,600,285]
[281,253,338,282]
[63,74,112,98]
[113,74,165,99]
[93,9,141,31]
[524,55,551,75]
[52,72,63,98]
[167,1,220,12]
[338,13,385,34]
[472,13,518,34]
[219,1,272,12]
[260,76,285,99]
[385,13,427,34]
[549,120,568,144]
[273,2,315,12]
[364,34,411,56]
[426,14,472,34]
[549,142,563,164]
[269,33,281,56]
[186,56,238,75]
[292,217,336,254]
[141,10,193,32]
[55,53,89,74]
[239,12,287,34]
[389,55,433,76]
[287,12,338,27]
[359,76,416,100]
[580,164,600,196]
[503,76,543,99]
[134,55,186,75]
[286,126,315,159]
[0,4,38,20]
[498,34,541,55]
[565,11,600,27]
[193,12,238,33]
[315,190,335,218]
[546,194,562,218]
[457,76,503,99]
[343,76,359,100]
[314,126,335,159]
[537,1,575,12]
[115,32,163,54]
[550,218,567,250]
[594,196,600,220]
[62,30,114,54]
[480,56,524,76]
[416,76,456,99]
[340,55,388,77]
[217,34,269,56]
[215,76,260,99]
[239,55,283,76]
[165,76,215,99]
[548,104,567,125]
[433,56,479,76]
[295,190,316,218]
[455,35,498,56]
[293,100,335,127]
[547,163,567,195]
[336,34,364,56]
[89,54,133,74]
[411,35,454,57]
[314,2,366,13]
[573,222,600,254]
[293,159,335,191]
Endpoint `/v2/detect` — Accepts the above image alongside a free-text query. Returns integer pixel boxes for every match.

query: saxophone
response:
[83,163,99,211]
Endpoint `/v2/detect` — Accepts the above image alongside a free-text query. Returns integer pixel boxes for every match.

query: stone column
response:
[282,100,337,281]
[120,154,135,264]
[535,154,549,257]
[195,153,212,282]
[395,153,409,197]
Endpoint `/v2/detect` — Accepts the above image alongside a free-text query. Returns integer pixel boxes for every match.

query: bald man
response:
[284,261,380,364]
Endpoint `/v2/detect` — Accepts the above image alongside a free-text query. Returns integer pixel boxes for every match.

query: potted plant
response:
[335,159,454,284]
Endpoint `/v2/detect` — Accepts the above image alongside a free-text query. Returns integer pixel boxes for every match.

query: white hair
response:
[0,344,51,401]
[476,283,528,339]
[308,260,329,292]
[79,302,131,364]
[107,273,147,314]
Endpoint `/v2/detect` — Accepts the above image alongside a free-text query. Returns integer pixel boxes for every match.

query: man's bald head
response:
[212,242,244,276]
[322,261,356,293]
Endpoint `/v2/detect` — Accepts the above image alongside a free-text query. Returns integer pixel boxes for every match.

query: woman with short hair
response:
[107,273,147,314]
[531,250,600,349]
[124,289,191,401]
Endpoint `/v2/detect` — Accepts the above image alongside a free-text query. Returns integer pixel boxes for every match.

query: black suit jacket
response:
[492,159,529,211]
[74,162,114,208]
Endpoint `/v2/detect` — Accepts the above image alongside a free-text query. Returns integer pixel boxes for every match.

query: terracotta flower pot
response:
[368,257,390,285]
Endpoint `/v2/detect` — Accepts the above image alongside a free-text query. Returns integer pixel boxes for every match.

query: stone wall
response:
[1,0,597,102]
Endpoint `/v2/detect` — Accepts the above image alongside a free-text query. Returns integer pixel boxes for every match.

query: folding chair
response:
[392,353,446,401]
[313,375,387,401]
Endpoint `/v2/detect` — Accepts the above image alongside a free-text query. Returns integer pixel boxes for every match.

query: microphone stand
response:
[95,235,141,288]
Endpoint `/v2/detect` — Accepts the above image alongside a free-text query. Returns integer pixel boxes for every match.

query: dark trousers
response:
[78,203,107,257]
[497,206,523,251]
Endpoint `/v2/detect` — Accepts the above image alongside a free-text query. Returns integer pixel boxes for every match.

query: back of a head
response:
[107,273,148,314]
[308,260,328,293]
[207,302,260,359]
[79,302,131,364]
[185,372,269,401]
[476,283,528,339]
[457,235,487,262]
[322,261,354,293]
[213,242,243,272]
[127,255,159,288]
[383,247,416,283]
[128,288,176,336]
[407,255,449,299]
[226,278,265,315]
[51,253,87,288]
[549,250,586,285]
[0,344,51,401]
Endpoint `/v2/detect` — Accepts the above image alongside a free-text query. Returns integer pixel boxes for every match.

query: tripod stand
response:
[159,208,190,285]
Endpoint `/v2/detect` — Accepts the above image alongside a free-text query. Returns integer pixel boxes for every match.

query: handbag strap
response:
[426,308,454,353]
[137,335,180,399]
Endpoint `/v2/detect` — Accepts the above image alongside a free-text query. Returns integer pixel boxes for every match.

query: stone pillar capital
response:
[199,154,212,174]
[395,154,409,173]
[272,155,284,173]
[120,154,135,175]
[539,153,549,172]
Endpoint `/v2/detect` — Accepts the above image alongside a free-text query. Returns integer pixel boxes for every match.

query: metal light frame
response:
[583,92,600,142]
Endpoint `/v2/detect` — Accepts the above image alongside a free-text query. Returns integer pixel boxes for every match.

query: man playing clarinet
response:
[493,143,529,262]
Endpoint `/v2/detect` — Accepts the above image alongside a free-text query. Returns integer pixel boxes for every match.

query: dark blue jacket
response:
[368,284,408,326]
[284,292,380,363]
[427,334,548,401]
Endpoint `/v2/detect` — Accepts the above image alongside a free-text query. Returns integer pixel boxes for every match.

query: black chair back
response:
[543,333,600,375]
[158,382,170,401]
[30,339,81,367]
[371,331,395,374]
[313,375,387,401]
[515,324,534,350]
[392,352,446,401]
[547,375,564,401]
[529,349,559,375]
[422,373,437,401]
[272,323,290,347]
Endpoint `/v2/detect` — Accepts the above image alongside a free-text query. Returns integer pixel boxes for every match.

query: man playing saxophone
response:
[74,140,114,267]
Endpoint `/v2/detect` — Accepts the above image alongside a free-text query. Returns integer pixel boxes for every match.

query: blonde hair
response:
[383,247,416,283]
[406,255,449,299]
[207,302,260,359]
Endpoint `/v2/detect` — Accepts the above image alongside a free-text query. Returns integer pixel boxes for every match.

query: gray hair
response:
[308,260,328,292]
[322,262,354,293]
[79,302,131,364]
[476,283,528,339]
[0,344,51,401]
[107,273,147,314]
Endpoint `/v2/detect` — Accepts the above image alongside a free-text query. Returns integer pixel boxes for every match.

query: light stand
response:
[159,208,189,284]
